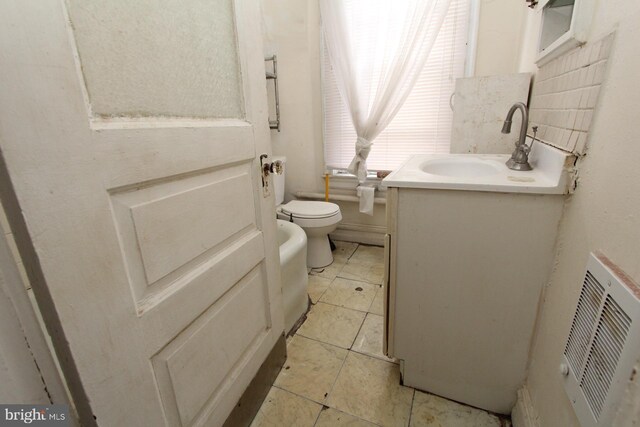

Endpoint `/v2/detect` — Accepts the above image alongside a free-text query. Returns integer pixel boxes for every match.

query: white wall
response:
[475,0,528,76]
[520,1,640,425]
[260,0,529,243]
[260,0,325,202]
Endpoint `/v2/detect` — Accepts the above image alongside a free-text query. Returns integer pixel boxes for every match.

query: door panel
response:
[152,265,270,426]
[96,121,255,190]
[0,1,284,426]
[110,163,257,296]
[139,232,266,347]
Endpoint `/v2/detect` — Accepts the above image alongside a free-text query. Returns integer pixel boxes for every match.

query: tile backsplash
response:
[529,33,614,154]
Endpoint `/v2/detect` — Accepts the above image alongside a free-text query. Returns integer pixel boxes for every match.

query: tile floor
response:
[251,242,509,427]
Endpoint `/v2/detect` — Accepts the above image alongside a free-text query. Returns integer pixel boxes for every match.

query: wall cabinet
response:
[536,0,595,65]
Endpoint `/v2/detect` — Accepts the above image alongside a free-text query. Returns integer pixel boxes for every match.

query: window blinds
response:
[322,0,469,172]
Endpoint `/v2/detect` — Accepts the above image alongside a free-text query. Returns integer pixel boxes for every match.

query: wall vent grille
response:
[562,253,640,427]
[564,272,604,375]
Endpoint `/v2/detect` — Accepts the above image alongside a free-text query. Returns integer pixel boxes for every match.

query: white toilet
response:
[273,157,342,268]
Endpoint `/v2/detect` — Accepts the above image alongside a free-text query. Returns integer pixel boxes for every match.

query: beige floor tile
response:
[369,287,384,316]
[327,351,414,427]
[311,260,347,281]
[351,313,396,363]
[274,335,348,403]
[250,387,321,427]
[297,302,366,349]
[338,245,385,285]
[339,259,384,285]
[410,391,502,427]
[308,275,332,303]
[333,240,359,262]
[310,241,359,280]
[319,277,378,312]
[368,262,385,284]
[315,407,378,427]
[350,245,384,263]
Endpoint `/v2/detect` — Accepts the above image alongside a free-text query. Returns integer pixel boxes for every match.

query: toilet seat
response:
[277,201,341,228]
[280,201,340,219]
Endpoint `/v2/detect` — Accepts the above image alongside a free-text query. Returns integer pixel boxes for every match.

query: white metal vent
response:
[562,253,640,427]
[565,272,605,374]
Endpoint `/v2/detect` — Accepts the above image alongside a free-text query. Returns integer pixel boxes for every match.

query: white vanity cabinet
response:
[384,187,564,414]
[382,143,573,414]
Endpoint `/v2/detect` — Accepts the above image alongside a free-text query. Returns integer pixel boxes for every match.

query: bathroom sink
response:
[382,138,574,195]
[420,157,501,178]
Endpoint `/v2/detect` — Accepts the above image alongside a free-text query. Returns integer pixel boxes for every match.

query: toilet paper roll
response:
[357,186,375,216]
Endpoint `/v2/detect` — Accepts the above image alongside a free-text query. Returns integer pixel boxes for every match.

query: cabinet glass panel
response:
[540,0,575,51]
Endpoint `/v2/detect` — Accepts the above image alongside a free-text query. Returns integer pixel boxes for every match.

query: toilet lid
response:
[280,201,340,219]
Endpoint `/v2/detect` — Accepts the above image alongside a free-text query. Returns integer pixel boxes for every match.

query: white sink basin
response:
[382,138,574,195]
[420,157,501,178]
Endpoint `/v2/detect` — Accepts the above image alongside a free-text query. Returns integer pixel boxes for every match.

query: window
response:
[322,0,470,172]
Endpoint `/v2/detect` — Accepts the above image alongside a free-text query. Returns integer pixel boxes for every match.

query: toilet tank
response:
[272,156,286,205]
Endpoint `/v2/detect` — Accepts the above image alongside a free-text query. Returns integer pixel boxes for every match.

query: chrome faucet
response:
[502,102,535,171]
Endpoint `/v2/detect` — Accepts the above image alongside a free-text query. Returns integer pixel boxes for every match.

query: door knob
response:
[260,154,283,177]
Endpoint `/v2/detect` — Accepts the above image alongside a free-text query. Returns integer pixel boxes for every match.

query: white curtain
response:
[320,0,452,182]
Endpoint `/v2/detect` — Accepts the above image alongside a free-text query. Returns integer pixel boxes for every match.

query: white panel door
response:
[0,1,284,426]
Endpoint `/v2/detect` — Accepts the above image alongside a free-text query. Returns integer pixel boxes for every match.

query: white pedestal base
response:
[306,235,333,268]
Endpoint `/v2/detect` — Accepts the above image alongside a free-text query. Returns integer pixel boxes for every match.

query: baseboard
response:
[330,223,386,246]
[223,333,287,427]
[512,386,540,427]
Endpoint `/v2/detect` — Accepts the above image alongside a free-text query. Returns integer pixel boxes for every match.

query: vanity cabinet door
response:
[384,188,399,357]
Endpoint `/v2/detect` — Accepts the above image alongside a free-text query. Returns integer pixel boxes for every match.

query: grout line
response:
[311,407,324,427]
[292,333,350,352]
[322,345,350,412]
[348,347,399,368]
[335,273,383,287]
[317,282,379,309]
[407,388,417,427]
[350,347,399,365]
[344,242,359,261]
[312,299,373,315]
[271,384,326,408]
[348,319,399,365]
[309,276,337,305]
[295,329,353,351]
